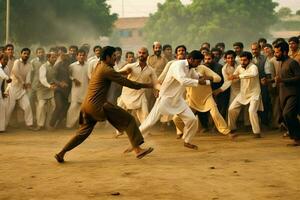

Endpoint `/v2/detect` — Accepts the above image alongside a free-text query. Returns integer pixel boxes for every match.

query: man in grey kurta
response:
[55,46,154,163]
[274,42,300,146]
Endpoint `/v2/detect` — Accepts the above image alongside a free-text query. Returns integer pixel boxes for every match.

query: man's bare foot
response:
[184,142,198,150]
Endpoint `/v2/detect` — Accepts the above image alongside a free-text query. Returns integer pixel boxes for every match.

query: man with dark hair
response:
[68,45,78,63]
[140,50,206,150]
[35,52,58,131]
[258,38,267,50]
[6,48,34,129]
[162,44,173,61]
[125,51,135,64]
[49,47,72,129]
[66,49,89,128]
[107,47,126,105]
[211,47,224,65]
[201,42,210,50]
[4,44,15,75]
[0,54,11,132]
[204,52,227,118]
[215,42,225,52]
[185,52,234,138]
[87,45,102,79]
[228,51,263,138]
[55,46,154,162]
[30,47,46,123]
[274,42,300,146]
[214,50,239,117]
[158,45,187,132]
[288,36,300,64]
[233,42,244,64]
[251,42,270,127]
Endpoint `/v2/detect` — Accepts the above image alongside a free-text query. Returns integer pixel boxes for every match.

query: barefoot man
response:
[55,46,154,163]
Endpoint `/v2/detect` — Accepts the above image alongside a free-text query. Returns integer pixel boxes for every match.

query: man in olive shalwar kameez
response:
[55,46,154,163]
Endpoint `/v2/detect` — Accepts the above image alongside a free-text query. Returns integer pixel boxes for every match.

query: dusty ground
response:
[0,124,300,200]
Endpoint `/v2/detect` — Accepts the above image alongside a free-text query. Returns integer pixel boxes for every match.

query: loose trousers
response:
[6,93,33,127]
[36,98,55,127]
[61,102,144,153]
[140,101,198,143]
[228,99,260,134]
[66,101,81,128]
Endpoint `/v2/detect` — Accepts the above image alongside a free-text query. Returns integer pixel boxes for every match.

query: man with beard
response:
[228,51,263,138]
[251,42,270,128]
[66,49,89,128]
[55,46,154,163]
[0,54,11,132]
[233,42,244,65]
[6,48,34,129]
[117,47,157,132]
[140,51,205,150]
[35,52,58,130]
[30,47,46,123]
[274,42,300,146]
[49,47,72,129]
[147,42,168,78]
[68,45,78,64]
[4,44,15,76]
[157,45,187,132]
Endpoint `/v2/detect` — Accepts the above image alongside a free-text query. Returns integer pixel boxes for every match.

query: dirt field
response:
[0,124,300,200]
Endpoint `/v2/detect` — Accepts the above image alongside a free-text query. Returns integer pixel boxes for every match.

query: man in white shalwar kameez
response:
[87,45,101,79]
[0,54,11,132]
[66,50,89,128]
[118,47,157,125]
[6,48,34,129]
[139,50,205,150]
[227,51,263,138]
[157,45,187,130]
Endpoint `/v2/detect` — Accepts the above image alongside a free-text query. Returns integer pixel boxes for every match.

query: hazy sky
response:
[107,0,300,18]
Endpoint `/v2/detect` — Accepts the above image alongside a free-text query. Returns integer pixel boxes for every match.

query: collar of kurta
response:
[19,58,28,64]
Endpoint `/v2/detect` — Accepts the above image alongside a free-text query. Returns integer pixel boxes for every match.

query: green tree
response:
[277,7,292,18]
[144,0,278,49]
[296,10,300,16]
[0,0,117,46]
[144,0,188,47]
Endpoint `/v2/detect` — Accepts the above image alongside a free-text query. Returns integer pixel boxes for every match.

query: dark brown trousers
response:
[62,102,144,152]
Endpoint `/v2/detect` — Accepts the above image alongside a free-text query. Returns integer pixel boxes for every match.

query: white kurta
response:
[87,57,99,79]
[6,59,33,126]
[232,63,262,107]
[69,61,89,103]
[228,63,262,134]
[66,61,89,128]
[118,62,157,110]
[0,65,10,131]
[117,62,157,124]
[220,63,240,104]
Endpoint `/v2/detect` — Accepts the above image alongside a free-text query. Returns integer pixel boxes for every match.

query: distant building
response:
[113,17,148,52]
